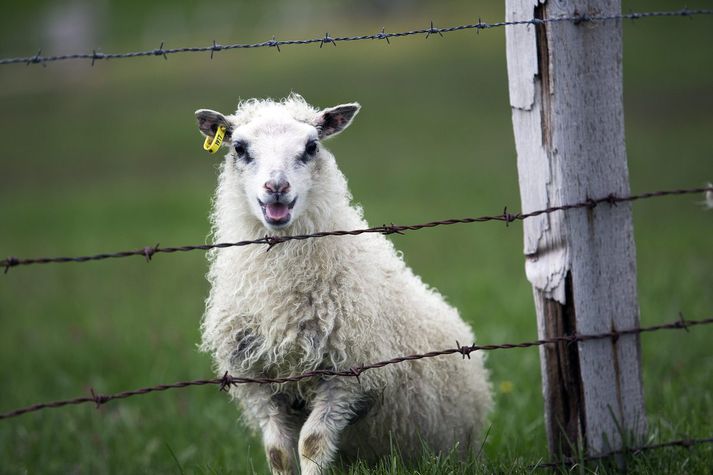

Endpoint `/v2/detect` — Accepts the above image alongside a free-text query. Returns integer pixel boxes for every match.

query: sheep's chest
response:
[209,241,357,379]
[227,277,345,377]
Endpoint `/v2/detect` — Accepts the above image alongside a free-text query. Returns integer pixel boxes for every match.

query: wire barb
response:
[210,40,222,59]
[268,36,281,52]
[349,365,365,382]
[264,235,286,251]
[3,256,19,274]
[376,27,390,44]
[154,41,168,60]
[90,50,105,66]
[380,223,405,236]
[502,207,517,226]
[425,21,444,38]
[89,388,109,408]
[218,371,233,392]
[26,49,45,67]
[676,312,689,332]
[319,33,336,48]
[455,340,473,359]
[143,243,159,263]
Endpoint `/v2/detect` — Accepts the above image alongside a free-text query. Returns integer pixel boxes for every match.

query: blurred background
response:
[0,0,711,473]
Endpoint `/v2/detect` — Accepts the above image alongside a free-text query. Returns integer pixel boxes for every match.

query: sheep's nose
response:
[264,178,290,194]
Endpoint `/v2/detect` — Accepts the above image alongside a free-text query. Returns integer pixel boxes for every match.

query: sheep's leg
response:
[243,389,302,474]
[261,412,298,474]
[298,380,361,475]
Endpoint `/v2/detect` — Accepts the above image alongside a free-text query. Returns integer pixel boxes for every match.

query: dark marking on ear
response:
[195,108,232,142]
[301,432,324,460]
[268,447,289,472]
[315,103,360,139]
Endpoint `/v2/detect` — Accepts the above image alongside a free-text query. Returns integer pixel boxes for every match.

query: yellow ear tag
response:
[203,126,226,154]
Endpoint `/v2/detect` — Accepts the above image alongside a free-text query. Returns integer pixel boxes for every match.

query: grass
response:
[0,1,712,473]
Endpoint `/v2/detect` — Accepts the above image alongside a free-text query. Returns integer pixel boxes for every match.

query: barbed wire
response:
[1,8,711,67]
[1,313,710,421]
[533,436,713,469]
[2,185,711,273]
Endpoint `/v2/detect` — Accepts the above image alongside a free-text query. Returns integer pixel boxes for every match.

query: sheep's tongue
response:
[266,203,289,221]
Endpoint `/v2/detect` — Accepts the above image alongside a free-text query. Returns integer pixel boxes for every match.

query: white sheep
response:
[196,94,492,474]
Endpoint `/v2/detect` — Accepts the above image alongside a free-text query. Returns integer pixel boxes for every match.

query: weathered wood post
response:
[504,0,647,457]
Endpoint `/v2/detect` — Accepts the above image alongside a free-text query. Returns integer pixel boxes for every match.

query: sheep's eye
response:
[300,140,318,164]
[234,142,252,163]
[305,141,318,155]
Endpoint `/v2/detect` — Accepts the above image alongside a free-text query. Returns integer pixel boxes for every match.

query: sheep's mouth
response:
[258,197,297,226]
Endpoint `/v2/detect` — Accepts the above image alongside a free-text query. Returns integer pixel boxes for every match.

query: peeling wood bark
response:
[505,0,647,457]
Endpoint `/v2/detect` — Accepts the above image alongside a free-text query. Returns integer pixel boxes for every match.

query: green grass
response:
[1,1,712,473]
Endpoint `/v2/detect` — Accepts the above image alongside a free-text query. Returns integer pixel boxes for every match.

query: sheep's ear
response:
[314,103,360,139]
[195,109,232,141]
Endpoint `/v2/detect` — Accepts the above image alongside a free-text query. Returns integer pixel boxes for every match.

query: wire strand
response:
[1,9,711,66]
[1,314,710,420]
[3,185,711,272]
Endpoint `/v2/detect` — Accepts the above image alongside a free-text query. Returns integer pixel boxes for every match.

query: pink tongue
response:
[266,203,289,220]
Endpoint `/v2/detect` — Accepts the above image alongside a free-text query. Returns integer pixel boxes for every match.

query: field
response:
[0,1,712,473]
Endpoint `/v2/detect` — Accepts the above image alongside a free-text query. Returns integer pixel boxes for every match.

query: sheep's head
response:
[195,98,359,230]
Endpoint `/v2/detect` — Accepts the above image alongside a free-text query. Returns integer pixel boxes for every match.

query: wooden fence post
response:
[504,0,647,457]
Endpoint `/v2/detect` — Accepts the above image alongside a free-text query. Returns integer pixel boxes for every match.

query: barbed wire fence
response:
[2,4,713,470]
[0,8,710,67]
[1,312,712,468]
[1,314,711,421]
[3,185,712,272]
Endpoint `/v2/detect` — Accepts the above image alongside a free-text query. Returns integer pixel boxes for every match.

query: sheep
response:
[196,94,492,474]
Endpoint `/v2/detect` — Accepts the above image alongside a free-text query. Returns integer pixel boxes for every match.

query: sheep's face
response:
[195,100,360,231]
[232,116,318,230]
